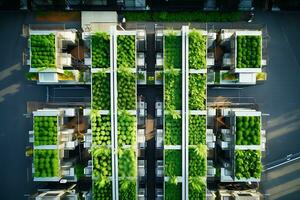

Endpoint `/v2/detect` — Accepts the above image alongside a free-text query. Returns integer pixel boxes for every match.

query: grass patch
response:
[122,11,243,22]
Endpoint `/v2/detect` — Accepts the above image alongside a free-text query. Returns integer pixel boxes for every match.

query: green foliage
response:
[189,115,206,145]
[164,33,181,69]
[117,70,136,110]
[118,111,136,146]
[92,146,112,178]
[30,34,55,68]
[118,148,136,177]
[189,30,206,69]
[165,114,182,145]
[33,116,58,146]
[165,150,182,177]
[189,74,206,110]
[92,32,110,68]
[119,179,136,200]
[33,149,59,177]
[165,71,182,111]
[93,178,112,200]
[165,182,182,200]
[117,35,135,68]
[235,150,262,179]
[236,116,261,145]
[123,11,243,22]
[237,36,262,68]
[189,177,206,200]
[92,114,111,145]
[189,146,206,177]
[92,71,110,110]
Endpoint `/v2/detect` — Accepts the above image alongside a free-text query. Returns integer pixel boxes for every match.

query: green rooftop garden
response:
[236,116,261,145]
[117,35,135,68]
[165,182,182,200]
[33,116,58,146]
[30,34,55,69]
[235,150,262,179]
[119,179,137,200]
[237,35,262,68]
[189,115,206,145]
[165,150,182,177]
[189,30,206,69]
[118,148,136,178]
[165,71,182,111]
[165,114,182,145]
[92,146,112,178]
[91,32,110,68]
[189,74,206,110]
[91,114,111,146]
[164,33,182,69]
[117,70,136,110]
[117,111,136,146]
[92,71,110,110]
[34,149,59,178]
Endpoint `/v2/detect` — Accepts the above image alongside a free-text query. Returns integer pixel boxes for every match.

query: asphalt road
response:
[209,12,300,199]
[0,11,81,200]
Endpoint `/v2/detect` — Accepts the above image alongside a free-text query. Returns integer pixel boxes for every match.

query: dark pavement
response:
[0,11,81,200]
[208,12,300,199]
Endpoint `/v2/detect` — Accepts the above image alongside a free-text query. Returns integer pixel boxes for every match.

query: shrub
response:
[92,32,110,68]
[164,33,182,69]
[236,116,260,145]
[165,182,181,200]
[189,30,206,69]
[119,180,136,200]
[92,147,112,178]
[189,146,206,177]
[118,148,136,177]
[165,150,182,177]
[189,115,206,145]
[117,35,135,68]
[237,36,262,68]
[93,179,112,200]
[92,114,111,146]
[31,34,55,68]
[189,74,206,110]
[118,111,136,146]
[235,150,262,179]
[165,114,182,145]
[92,71,110,110]
[165,71,182,111]
[34,116,58,146]
[33,149,59,177]
[118,70,136,110]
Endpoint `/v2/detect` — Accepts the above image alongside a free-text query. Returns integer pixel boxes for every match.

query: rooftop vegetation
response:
[91,114,111,146]
[236,116,261,145]
[165,182,181,200]
[92,71,110,110]
[189,145,206,177]
[165,150,182,177]
[117,111,136,146]
[164,33,181,69]
[119,180,137,200]
[93,179,112,200]
[189,74,206,110]
[92,146,112,178]
[122,11,243,22]
[34,116,58,146]
[189,30,206,69]
[117,35,135,68]
[34,149,59,178]
[235,150,262,179]
[237,35,262,68]
[92,32,110,68]
[30,34,55,68]
[165,114,182,145]
[165,71,182,111]
[118,148,136,177]
[189,115,206,145]
[189,177,206,200]
[117,70,136,110]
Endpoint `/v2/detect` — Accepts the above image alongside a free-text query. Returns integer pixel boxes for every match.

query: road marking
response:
[264,156,300,172]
